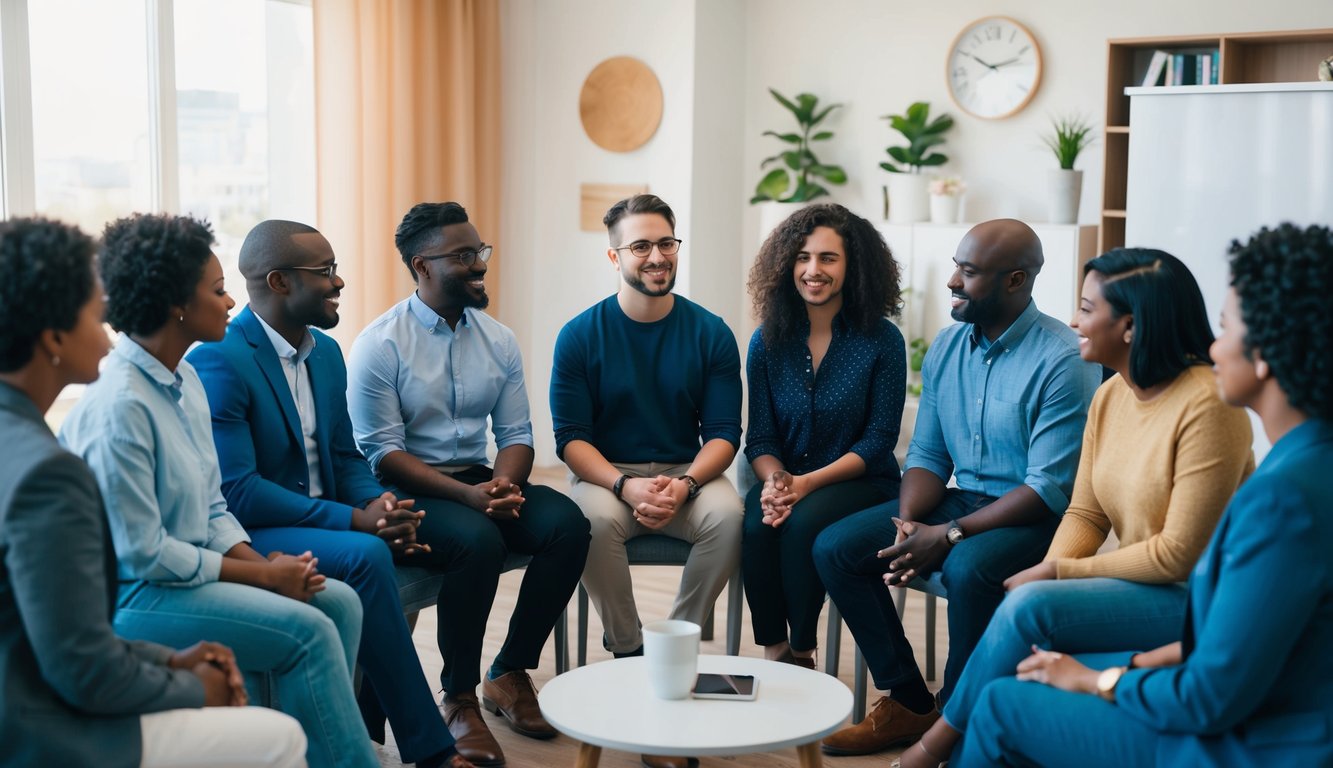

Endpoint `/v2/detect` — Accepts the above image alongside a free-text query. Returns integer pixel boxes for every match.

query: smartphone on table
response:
[691,673,758,701]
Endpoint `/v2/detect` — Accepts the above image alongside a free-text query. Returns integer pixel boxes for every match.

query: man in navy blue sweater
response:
[550,195,743,702]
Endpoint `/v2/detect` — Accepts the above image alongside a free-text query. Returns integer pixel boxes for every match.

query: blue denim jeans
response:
[114,578,376,768]
[943,577,1187,737]
[813,489,1058,702]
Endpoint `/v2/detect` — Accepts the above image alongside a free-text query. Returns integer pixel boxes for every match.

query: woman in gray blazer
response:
[0,217,306,768]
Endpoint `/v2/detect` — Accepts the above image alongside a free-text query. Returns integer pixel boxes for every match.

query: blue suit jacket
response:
[1117,419,1333,766]
[187,306,386,530]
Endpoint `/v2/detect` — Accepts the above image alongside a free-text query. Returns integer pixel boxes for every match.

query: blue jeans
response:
[813,489,1058,702]
[957,676,1158,767]
[114,578,376,768]
[943,578,1186,737]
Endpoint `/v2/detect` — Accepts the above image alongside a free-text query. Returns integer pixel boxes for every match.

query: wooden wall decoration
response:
[580,183,649,231]
[579,56,663,152]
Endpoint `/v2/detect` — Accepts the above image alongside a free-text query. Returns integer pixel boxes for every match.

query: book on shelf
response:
[1142,50,1169,87]
[1141,49,1220,88]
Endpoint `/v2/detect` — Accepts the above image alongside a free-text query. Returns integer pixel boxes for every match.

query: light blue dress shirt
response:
[347,293,533,474]
[905,300,1101,515]
[59,335,251,587]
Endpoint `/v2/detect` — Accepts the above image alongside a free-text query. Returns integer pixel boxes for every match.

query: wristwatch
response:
[945,524,966,546]
[612,474,631,500]
[681,474,702,500]
[1095,665,1127,702]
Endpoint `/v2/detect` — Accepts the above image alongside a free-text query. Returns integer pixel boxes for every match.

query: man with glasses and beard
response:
[812,219,1100,758]
[346,203,590,768]
[550,194,743,768]
[188,220,476,768]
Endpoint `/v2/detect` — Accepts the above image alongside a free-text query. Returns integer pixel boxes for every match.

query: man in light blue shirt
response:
[813,219,1100,756]
[348,202,590,767]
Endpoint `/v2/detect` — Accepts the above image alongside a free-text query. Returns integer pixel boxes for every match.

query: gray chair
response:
[575,534,743,665]
[847,573,946,723]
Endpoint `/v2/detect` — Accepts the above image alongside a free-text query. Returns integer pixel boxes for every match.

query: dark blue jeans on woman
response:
[742,479,894,652]
[813,489,1059,704]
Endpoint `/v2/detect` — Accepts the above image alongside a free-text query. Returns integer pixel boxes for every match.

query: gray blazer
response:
[0,382,204,768]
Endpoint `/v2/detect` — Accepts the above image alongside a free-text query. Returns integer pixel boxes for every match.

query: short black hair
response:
[1085,247,1213,389]
[0,217,97,372]
[1228,223,1333,421]
[100,213,216,336]
[748,203,902,345]
[238,219,321,280]
[603,194,675,246]
[394,202,469,282]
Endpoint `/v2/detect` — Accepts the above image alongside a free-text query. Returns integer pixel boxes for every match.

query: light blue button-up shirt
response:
[905,300,1101,515]
[59,335,251,587]
[347,293,533,474]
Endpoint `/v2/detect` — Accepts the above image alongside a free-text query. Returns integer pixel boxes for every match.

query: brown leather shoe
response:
[821,696,939,756]
[441,693,505,767]
[482,670,557,739]
[444,755,478,768]
[640,756,698,768]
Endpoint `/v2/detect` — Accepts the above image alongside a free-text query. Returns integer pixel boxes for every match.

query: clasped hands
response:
[352,491,429,555]
[623,475,690,530]
[461,476,524,522]
[878,518,952,587]
[760,470,807,527]
[169,640,247,707]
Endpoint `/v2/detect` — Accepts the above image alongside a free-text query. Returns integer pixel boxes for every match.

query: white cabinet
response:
[878,222,1098,344]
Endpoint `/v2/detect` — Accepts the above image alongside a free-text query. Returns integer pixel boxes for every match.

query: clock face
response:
[947,16,1042,120]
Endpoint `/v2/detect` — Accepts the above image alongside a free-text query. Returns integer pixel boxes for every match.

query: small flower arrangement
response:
[929,176,965,197]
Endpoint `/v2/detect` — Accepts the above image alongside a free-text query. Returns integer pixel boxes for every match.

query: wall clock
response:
[947,16,1043,120]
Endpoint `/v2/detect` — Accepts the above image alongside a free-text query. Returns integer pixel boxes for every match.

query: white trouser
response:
[140,706,307,768]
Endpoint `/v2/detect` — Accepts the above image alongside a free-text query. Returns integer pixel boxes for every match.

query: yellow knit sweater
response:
[1046,365,1254,582]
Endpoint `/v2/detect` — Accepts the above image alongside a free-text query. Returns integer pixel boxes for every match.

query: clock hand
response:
[968,53,998,71]
[991,56,1023,68]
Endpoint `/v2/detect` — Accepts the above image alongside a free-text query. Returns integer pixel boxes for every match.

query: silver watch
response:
[946,525,966,546]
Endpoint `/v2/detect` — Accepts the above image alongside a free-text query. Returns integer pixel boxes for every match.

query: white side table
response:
[539,654,852,767]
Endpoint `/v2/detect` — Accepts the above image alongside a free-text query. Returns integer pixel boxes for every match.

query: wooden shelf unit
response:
[1099,28,1333,253]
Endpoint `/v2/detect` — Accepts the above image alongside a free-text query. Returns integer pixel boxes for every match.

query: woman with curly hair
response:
[954,223,1333,767]
[742,203,905,667]
[59,214,384,768]
[898,248,1254,768]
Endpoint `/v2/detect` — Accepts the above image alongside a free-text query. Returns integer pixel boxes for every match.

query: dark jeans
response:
[742,479,894,651]
[813,489,1058,703]
[400,466,590,693]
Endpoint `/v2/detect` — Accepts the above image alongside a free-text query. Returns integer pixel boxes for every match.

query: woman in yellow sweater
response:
[897,248,1254,768]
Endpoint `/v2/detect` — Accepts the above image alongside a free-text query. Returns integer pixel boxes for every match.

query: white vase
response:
[757,200,807,245]
[930,193,960,224]
[886,173,929,224]
[1047,169,1083,224]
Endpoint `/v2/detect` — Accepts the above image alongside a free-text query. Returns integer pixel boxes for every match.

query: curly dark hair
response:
[748,203,902,345]
[0,217,97,372]
[394,202,469,281]
[1228,222,1333,421]
[100,213,215,336]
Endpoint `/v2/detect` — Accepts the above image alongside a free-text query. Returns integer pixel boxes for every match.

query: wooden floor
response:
[375,468,950,768]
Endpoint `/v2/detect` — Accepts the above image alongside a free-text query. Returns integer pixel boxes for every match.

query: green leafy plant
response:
[907,337,929,397]
[751,89,847,204]
[1042,114,1096,170]
[880,102,953,174]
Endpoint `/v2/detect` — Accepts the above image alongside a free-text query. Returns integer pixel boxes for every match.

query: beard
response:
[442,275,490,310]
[950,287,1002,324]
[624,264,676,297]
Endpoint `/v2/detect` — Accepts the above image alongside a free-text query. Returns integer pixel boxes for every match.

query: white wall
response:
[502,0,1331,466]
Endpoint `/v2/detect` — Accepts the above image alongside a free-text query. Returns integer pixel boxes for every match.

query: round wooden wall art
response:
[579,56,663,152]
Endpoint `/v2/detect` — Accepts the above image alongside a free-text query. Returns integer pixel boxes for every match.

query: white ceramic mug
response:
[642,619,701,700]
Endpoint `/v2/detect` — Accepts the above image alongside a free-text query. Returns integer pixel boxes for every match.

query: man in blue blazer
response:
[188,220,473,768]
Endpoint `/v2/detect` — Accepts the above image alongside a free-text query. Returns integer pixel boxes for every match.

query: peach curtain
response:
[313,0,502,345]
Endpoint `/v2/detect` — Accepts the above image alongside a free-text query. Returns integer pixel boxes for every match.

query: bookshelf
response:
[1100,28,1333,252]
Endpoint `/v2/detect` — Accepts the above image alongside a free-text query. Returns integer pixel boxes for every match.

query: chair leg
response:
[726,567,743,656]
[825,600,841,677]
[853,644,868,724]
[924,593,937,682]
[578,584,589,667]
[555,607,569,675]
[893,586,907,620]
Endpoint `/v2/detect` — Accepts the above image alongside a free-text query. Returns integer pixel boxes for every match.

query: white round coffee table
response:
[539,654,852,767]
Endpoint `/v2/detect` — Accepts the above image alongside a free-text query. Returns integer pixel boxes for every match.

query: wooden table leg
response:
[574,742,602,768]
[796,741,822,768]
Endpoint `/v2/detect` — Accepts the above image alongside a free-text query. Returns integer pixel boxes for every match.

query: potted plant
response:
[1042,114,1096,224]
[928,176,965,224]
[751,88,848,205]
[907,337,928,397]
[881,102,953,223]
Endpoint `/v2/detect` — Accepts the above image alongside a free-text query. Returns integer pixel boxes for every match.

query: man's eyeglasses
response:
[273,262,338,279]
[419,245,493,268]
[613,238,682,259]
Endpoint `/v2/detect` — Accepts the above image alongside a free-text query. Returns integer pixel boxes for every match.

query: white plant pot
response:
[930,193,961,224]
[886,173,929,224]
[1047,169,1084,224]
[757,200,807,245]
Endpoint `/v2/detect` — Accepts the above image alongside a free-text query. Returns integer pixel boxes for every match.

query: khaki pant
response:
[568,462,743,653]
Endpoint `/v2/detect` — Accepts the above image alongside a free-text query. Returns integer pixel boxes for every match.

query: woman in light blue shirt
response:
[60,213,379,768]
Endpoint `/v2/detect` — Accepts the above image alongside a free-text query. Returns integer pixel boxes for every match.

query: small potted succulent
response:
[1041,114,1096,224]
[928,176,965,224]
[881,101,954,223]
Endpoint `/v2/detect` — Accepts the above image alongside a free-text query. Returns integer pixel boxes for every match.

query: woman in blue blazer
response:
[954,223,1333,767]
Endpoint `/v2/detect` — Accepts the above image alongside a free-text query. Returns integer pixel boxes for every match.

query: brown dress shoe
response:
[481,671,557,739]
[441,693,506,767]
[821,696,939,756]
[640,755,698,768]
[444,756,478,768]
